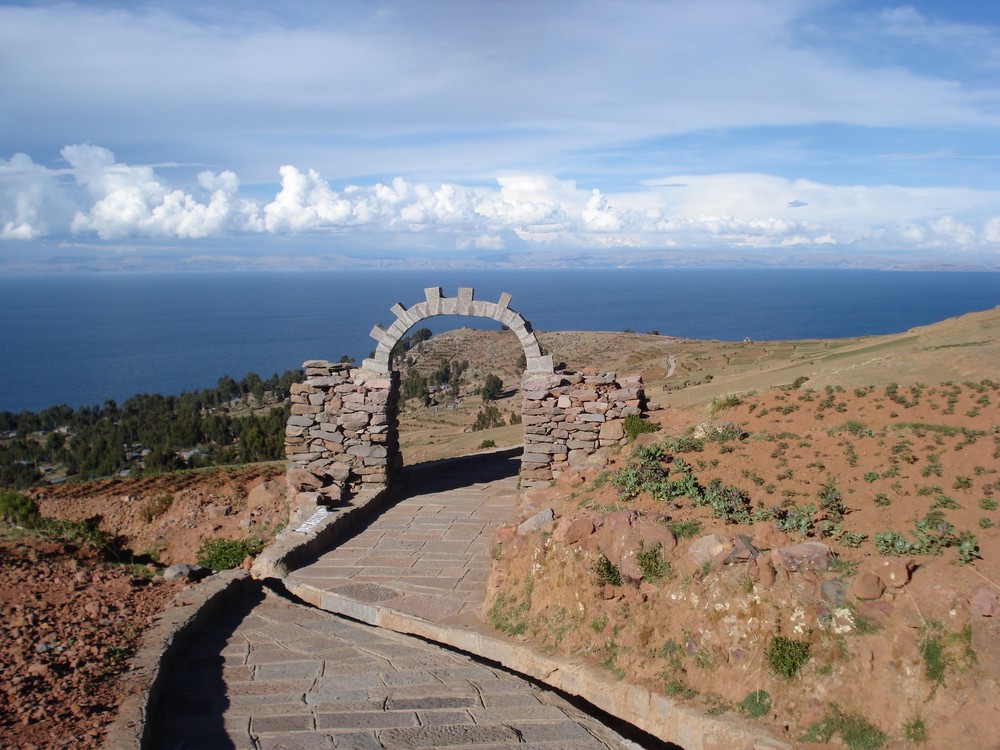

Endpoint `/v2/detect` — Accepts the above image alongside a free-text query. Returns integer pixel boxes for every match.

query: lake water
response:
[1,268,998,413]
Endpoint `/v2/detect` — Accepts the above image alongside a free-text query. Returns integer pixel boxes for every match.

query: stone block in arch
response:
[360,287,553,375]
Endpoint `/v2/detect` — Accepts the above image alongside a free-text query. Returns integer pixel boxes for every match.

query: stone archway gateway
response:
[284,287,646,507]
[362,286,553,375]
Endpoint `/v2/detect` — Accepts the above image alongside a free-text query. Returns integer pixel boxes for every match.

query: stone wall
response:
[285,360,400,507]
[520,370,646,487]
[284,288,647,503]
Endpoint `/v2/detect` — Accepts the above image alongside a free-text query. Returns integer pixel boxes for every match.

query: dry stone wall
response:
[520,370,645,487]
[285,361,399,507]
[284,287,647,503]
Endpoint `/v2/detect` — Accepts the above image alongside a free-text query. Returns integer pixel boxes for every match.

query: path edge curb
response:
[282,580,793,750]
[102,569,254,750]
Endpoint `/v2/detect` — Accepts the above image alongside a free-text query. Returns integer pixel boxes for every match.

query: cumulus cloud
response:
[3,144,1000,262]
[56,145,248,240]
[0,152,73,239]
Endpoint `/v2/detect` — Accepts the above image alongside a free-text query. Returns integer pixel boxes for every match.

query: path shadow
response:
[398,447,522,496]
[147,582,266,750]
[284,448,522,572]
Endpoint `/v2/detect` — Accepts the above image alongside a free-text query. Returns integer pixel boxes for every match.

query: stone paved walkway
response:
[286,453,522,627]
[152,586,638,750]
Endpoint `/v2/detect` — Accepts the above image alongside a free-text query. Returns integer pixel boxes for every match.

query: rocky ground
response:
[31,463,288,567]
[488,380,1000,749]
[0,535,180,748]
[0,463,291,748]
[3,306,999,749]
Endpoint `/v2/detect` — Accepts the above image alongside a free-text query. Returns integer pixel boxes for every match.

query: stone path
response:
[286,453,521,627]
[152,586,639,750]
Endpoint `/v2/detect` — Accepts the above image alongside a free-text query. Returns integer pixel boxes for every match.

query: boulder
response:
[820,578,848,605]
[598,420,625,441]
[873,558,912,589]
[851,571,885,601]
[518,508,555,535]
[687,534,731,568]
[971,586,1000,617]
[635,516,677,554]
[164,564,209,582]
[286,466,323,490]
[553,516,595,545]
[247,479,284,511]
[772,542,831,572]
[594,510,638,565]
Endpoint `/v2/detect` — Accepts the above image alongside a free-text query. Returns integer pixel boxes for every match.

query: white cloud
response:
[457,234,505,251]
[0,152,73,239]
[3,144,1000,264]
[2,1,997,186]
[62,145,247,239]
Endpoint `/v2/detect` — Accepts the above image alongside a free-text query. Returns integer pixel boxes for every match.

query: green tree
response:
[481,374,504,402]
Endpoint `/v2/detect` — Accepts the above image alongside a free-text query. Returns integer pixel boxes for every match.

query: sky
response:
[1,0,999,271]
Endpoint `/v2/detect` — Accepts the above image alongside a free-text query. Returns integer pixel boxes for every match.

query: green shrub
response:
[636,542,670,582]
[593,553,622,586]
[874,512,979,563]
[663,434,704,453]
[196,536,265,571]
[707,393,742,416]
[904,716,928,743]
[472,404,506,431]
[668,519,702,538]
[662,677,698,699]
[480,373,504,402]
[477,439,497,450]
[698,479,753,524]
[739,690,772,718]
[488,591,530,635]
[139,493,173,523]
[709,422,746,442]
[802,705,886,749]
[766,636,811,678]
[775,503,815,536]
[0,490,42,527]
[623,414,658,440]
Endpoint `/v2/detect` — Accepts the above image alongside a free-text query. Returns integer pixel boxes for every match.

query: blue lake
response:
[1,268,998,412]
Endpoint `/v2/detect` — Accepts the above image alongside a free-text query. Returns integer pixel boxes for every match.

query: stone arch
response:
[284,287,645,506]
[361,287,553,375]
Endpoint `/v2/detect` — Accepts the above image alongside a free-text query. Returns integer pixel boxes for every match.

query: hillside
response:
[6,303,1000,749]
[474,306,1000,749]
[394,304,1000,465]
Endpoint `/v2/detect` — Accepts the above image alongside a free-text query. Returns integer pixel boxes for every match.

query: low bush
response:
[593,553,622,586]
[802,704,886,749]
[636,542,670,582]
[739,690,772,718]
[0,490,42,527]
[139,493,174,523]
[623,414,658,440]
[766,635,811,678]
[196,536,265,571]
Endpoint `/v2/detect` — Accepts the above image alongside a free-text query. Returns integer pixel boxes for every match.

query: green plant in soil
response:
[904,716,928,743]
[623,414,658,440]
[765,635,811,678]
[196,536,265,571]
[801,704,886,749]
[593,553,622,586]
[739,690,772,718]
[636,542,671,582]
